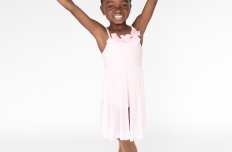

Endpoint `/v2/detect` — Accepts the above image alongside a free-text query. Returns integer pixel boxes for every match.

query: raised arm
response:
[132,0,158,34]
[57,0,103,37]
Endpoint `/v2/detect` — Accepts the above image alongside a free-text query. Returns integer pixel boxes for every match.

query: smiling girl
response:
[57,0,158,151]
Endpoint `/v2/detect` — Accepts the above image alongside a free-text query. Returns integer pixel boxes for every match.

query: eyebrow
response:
[106,0,128,4]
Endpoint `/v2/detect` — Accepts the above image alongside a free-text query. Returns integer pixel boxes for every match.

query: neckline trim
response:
[106,26,134,39]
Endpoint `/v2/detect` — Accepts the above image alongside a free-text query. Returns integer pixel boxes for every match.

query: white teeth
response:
[114,15,123,20]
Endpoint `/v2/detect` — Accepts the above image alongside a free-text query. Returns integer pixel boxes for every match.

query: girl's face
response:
[100,0,131,25]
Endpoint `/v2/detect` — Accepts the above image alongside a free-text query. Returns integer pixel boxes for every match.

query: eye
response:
[109,5,115,8]
[121,4,128,7]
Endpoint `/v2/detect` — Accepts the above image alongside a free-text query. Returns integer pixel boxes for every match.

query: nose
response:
[114,7,122,13]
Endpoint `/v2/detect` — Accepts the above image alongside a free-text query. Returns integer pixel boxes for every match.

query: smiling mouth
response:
[113,14,123,20]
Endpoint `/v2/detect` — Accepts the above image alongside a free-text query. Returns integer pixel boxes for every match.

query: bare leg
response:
[117,138,133,152]
[117,138,138,152]
[130,141,138,152]
[118,141,123,152]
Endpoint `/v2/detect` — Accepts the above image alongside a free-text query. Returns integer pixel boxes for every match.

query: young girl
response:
[57,0,158,151]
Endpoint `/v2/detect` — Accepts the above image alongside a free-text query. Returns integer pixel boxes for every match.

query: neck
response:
[108,22,130,31]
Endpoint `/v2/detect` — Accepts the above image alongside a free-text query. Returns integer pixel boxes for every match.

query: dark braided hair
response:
[101,0,132,5]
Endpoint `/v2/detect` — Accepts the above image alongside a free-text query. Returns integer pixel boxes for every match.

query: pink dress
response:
[101,26,147,142]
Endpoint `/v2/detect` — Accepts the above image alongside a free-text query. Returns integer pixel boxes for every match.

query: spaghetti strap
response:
[105,28,111,38]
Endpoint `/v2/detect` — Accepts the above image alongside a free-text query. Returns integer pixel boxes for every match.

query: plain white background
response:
[0,0,232,151]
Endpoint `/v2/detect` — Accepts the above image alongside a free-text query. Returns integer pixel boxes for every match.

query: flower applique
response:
[107,27,141,49]
[120,34,131,40]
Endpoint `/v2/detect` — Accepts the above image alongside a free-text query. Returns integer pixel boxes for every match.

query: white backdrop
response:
[0,0,232,152]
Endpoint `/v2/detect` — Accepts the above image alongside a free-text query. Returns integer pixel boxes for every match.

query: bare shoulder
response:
[92,22,109,53]
[132,16,144,37]
[132,22,144,46]
[92,21,107,38]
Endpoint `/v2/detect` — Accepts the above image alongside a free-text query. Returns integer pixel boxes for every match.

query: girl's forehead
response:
[102,0,130,4]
